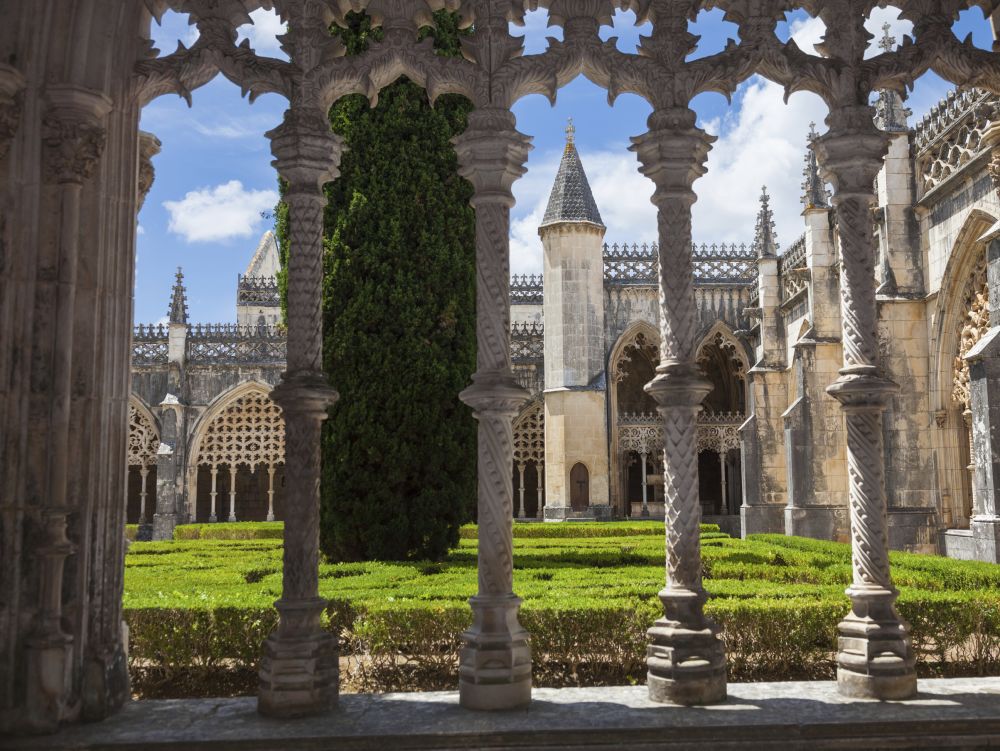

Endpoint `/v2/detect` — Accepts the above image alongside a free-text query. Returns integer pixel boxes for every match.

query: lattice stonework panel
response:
[953,256,990,412]
[127,403,159,468]
[513,401,544,466]
[195,388,285,470]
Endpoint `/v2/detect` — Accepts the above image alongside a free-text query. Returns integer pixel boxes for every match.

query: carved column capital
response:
[41,85,112,185]
[0,63,25,162]
[137,131,162,212]
[814,107,888,199]
[631,108,714,206]
[453,108,531,207]
[267,106,344,192]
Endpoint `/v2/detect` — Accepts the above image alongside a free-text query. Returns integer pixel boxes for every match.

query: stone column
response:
[640,451,649,516]
[267,466,277,522]
[453,108,532,711]
[816,107,916,700]
[536,466,544,520]
[24,83,111,729]
[258,107,342,718]
[227,468,238,522]
[631,108,726,705]
[152,395,182,541]
[516,463,526,519]
[209,467,219,523]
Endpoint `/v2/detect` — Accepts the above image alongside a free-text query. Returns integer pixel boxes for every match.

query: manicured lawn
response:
[123,522,1000,697]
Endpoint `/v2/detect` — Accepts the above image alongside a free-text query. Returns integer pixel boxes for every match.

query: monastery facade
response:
[128,83,1000,562]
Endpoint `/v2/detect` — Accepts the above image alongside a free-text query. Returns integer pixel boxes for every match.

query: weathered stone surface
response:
[9,680,1000,750]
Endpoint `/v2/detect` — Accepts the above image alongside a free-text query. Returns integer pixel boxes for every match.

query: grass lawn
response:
[123,522,1000,697]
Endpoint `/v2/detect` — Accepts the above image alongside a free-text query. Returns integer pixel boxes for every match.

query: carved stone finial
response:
[566,117,575,146]
[802,124,831,210]
[879,23,896,54]
[168,267,188,325]
[874,89,912,134]
[753,186,778,258]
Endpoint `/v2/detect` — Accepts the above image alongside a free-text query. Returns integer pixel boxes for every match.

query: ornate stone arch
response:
[695,321,749,416]
[126,396,160,525]
[127,396,159,469]
[187,380,285,522]
[512,399,545,518]
[930,208,997,528]
[513,399,544,468]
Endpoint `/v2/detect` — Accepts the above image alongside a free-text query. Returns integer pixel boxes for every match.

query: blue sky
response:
[136,8,994,324]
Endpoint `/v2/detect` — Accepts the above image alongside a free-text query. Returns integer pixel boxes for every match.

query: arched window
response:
[192,386,285,522]
[126,401,159,525]
[512,400,545,519]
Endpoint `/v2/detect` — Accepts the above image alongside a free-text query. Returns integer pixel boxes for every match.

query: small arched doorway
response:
[570,463,590,511]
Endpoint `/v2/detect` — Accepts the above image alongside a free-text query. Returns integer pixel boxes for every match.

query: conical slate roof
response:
[540,120,605,229]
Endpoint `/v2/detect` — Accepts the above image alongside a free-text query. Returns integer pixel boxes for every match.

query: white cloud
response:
[237,8,287,58]
[137,224,145,235]
[694,77,828,249]
[163,180,277,243]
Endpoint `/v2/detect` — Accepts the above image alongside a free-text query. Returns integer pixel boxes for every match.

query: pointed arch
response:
[127,395,159,466]
[186,380,285,523]
[930,208,997,529]
[695,320,751,376]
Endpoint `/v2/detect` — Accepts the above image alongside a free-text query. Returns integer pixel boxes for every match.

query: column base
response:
[646,588,727,706]
[135,522,153,542]
[741,503,784,536]
[258,599,338,719]
[971,515,1000,563]
[151,512,177,542]
[836,589,917,700]
[459,594,531,711]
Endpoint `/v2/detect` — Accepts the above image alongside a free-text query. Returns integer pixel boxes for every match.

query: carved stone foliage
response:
[613,330,659,384]
[953,254,990,413]
[512,400,544,466]
[194,387,285,470]
[914,89,1000,194]
[127,403,159,468]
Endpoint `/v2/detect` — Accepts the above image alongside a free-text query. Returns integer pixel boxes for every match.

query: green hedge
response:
[123,528,1000,697]
[168,521,721,542]
[124,591,1000,696]
[173,522,285,540]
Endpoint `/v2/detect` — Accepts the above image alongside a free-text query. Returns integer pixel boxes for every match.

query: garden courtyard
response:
[123,522,1000,700]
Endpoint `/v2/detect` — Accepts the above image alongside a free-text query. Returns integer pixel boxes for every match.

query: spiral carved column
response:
[258,107,342,718]
[453,109,532,710]
[817,108,916,700]
[631,109,726,705]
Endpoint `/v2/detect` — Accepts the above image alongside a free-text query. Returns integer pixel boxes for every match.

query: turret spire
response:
[753,186,778,259]
[168,267,188,324]
[873,24,912,133]
[540,119,604,229]
[801,123,831,210]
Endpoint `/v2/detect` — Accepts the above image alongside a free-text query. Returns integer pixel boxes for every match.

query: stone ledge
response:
[5,679,1000,750]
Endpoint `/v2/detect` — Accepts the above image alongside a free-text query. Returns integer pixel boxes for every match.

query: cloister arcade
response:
[3,0,1000,741]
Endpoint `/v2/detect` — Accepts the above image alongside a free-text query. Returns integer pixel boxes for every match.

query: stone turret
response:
[540,120,610,520]
[167,267,188,366]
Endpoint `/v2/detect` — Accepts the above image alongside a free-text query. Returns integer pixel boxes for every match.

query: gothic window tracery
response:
[513,400,544,467]
[127,402,159,468]
[194,387,285,470]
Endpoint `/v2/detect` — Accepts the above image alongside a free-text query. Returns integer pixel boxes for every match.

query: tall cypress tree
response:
[278,11,476,562]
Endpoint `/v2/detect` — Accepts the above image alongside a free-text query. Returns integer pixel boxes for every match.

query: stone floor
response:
[6,678,1000,750]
